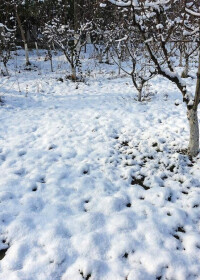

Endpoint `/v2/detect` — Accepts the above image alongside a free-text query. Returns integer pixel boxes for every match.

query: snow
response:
[100,3,107,8]
[108,0,171,8]
[0,49,200,280]
[185,8,200,17]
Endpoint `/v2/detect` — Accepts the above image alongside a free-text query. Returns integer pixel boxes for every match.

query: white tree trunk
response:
[187,108,199,157]
[35,42,40,58]
[138,89,142,102]
[182,56,189,78]
[25,43,30,66]
[86,33,91,44]
[71,65,76,81]
[99,49,103,63]
[74,33,81,53]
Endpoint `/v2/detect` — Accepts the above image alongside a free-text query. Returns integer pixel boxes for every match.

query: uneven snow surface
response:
[0,51,200,280]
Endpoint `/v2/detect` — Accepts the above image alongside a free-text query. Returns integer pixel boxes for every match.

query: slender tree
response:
[0,23,15,76]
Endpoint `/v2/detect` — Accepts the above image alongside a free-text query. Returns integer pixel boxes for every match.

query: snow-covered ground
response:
[0,49,200,280]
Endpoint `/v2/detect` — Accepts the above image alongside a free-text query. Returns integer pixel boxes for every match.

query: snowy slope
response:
[0,50,200,280]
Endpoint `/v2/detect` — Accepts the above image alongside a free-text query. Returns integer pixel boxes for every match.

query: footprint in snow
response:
[18,150,27,157]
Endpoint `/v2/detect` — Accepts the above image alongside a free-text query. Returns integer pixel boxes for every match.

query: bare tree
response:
[42,18,91,81]
[107,0,200,156]
[181,43,198,78]
[0,23,15,76]
[15,5,31,66]
[185,5,200,156]
[106,13,156,101]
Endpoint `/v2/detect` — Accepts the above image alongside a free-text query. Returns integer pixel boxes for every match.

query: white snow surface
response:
[0,49,200,280]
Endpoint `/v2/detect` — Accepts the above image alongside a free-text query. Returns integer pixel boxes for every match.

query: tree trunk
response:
[50,57,53,72]
[3,61,9,76]
[86,33,91,44]
[181,55,189,78]
[15,8,31,66]
[74,33,81,53]
[71,65,76,81]
[74,0,81,54]
[105,50,109,64]
[24,43,30,66]
[35,42,40,58]
[118,58,121,75]
[99,49,103,63]
[179,46,183,67]
[138,88,142,102]
[74,0,79,32]
[187,108,199,157]
[48,50,53,72]
[193,47,200,112]
[187,45,200,157]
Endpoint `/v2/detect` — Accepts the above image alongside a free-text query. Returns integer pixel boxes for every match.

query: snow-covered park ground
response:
[0,50,200,280]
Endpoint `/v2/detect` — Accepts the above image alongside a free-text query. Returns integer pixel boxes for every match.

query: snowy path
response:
[0,68,200,280]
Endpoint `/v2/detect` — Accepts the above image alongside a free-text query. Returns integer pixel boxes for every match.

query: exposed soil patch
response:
[193,204,199,208]
[167,195,172,202]
[121,141,129,147]
[39,177,46,184]
[173,234,180,240]
[182,191,188,195]
[80,271,91,280]
[32,186,38,192]
[176,227,185,233]
[152,142,158,147]
[0,247,8,261]
[131,175,150,190]
[122,252,128,259]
